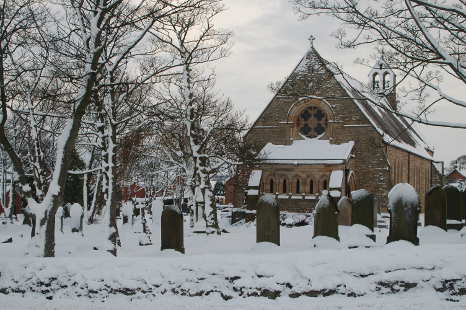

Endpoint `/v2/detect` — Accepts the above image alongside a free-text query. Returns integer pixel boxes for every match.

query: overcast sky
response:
[213,0,466,166]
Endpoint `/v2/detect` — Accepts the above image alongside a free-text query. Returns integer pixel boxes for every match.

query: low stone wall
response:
[277,197,317,213]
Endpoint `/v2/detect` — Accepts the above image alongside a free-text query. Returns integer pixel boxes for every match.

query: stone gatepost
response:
[425,185,447,231]
[313,192,339,241]
[386,183,419,245]
[256,194,280,246]
[161,206,185,253]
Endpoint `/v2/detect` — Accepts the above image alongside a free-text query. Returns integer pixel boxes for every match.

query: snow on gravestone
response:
[351,189,376,232]
[425,185,447,231]
[443,185,465,230]
[386,183,419,245]
[256,194,280,246]
[69,203,83,233]
[337,196,352,226]
[160,205,184,254]
[313,192,339,241]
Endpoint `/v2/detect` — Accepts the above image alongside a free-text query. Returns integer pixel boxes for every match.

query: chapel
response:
[230,39,438,212]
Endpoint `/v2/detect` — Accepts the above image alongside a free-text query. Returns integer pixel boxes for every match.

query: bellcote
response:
[368,58,397,110]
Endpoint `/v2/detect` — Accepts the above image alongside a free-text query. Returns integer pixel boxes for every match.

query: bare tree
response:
[292,0,466,128]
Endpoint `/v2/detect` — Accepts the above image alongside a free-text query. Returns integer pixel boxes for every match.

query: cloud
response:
[214,0,466,163]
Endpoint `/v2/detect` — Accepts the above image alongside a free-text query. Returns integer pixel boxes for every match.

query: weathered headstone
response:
[386,183,419,245]
[424,185,447,230]
[69,203,83,233]
[121,201,134,225]
[313,192,339,241]
[256,194,280,246]
[161,206,184,253]
[444,185,465,230]
[351,189,376,232]
[337,196,352,226]
[463,190,466,223]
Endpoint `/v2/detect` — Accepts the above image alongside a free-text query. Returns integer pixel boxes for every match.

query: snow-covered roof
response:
[284,47,433,161]
[248,170,262,187]
[329,170,344,189]
[458,169,466,178]
[447,168,466,180]
[324,61,433,160]
[259,139,354,165]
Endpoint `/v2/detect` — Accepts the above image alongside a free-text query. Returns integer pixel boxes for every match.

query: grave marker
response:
[425,186,447,230]
[256,194,280,246]
[386,183,419,245]
[313,192,339,241]
[161,206,184,253]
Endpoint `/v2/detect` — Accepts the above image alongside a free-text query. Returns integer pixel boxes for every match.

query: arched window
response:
[383,72,391,89]
[282,179,287,193]
[269,179,274,193]
[372,73,380,90]
[296,179,300,193]
[323,179,328,190]
[309,180,314,194]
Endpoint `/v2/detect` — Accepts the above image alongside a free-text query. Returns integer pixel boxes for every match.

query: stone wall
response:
[386,145,431,211]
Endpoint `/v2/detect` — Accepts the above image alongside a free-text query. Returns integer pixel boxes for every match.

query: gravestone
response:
[463,190,466,222]
[386,183,419,245]
[337,196,352,226]
[351,189,376,232]
[424,185,447,230]
[69,203,83,233]
[121,201,134,225]
[444,185,465,230]
[313,192,339,241]
[161,206,184,253]
[256,194,280,246]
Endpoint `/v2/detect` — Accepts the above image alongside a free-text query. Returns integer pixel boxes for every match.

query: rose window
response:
[297,106,328,138]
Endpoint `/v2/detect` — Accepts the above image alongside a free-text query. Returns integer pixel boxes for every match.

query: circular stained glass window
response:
[297,106,328,138]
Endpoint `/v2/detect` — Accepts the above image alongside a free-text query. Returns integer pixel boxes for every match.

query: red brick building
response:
[446,169,466,184]
[232,43,435,212]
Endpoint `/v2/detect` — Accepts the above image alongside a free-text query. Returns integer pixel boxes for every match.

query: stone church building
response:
[231,42,436,212]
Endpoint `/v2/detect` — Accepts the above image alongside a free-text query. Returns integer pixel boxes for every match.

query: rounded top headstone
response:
[388,183,418,211]
[315,193,331,213]
[258,194,278,208]
[351,189,371,203]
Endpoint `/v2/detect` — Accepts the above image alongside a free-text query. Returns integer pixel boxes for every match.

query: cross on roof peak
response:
[308,35,316,47]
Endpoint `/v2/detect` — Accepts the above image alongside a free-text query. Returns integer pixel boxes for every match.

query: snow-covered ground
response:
[1,204,466,309]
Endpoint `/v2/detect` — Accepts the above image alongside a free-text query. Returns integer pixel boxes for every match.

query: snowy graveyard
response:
[1,194,466,310]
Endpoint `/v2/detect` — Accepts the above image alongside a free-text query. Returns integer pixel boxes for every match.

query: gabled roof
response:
[326,62,433,160]
[447,168,466,179]
[255,46,433,160]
